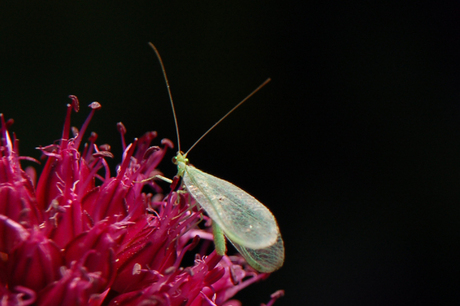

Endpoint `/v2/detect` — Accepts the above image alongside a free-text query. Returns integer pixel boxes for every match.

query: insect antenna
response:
[148,42,271,158]
[184,77,271,156]
[148,42,182,153]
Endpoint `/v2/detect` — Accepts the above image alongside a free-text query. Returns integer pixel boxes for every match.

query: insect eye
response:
[172,156,178,164]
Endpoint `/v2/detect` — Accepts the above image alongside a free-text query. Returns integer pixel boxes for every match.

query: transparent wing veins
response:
[183,165,279,249]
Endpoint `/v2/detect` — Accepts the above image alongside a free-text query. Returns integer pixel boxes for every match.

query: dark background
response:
[1,1,460,305]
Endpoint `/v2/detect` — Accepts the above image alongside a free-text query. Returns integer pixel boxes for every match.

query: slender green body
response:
[175,153,285,272]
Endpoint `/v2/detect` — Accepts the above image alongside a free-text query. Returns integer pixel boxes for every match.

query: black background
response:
[1,1,460,305]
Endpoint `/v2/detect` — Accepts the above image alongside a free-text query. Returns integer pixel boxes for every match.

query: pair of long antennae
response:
[148,42,271,156]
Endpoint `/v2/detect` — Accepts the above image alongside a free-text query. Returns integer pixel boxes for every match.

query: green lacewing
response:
[149,43,284,272]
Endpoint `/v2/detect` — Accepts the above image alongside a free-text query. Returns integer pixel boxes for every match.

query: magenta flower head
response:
[0,96,283,305]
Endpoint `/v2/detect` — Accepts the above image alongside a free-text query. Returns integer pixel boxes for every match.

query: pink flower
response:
[0,96,283,305]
